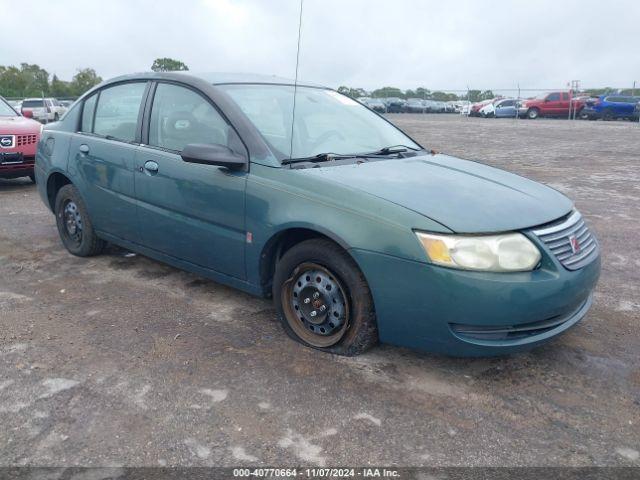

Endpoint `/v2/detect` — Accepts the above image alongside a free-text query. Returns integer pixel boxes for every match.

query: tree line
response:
[0,63,103,99]
[0,58,189,100]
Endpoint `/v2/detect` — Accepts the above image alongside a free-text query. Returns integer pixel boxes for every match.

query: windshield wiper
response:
[282,152,367,165]
[282,145,424,166]
[365,144,422,155]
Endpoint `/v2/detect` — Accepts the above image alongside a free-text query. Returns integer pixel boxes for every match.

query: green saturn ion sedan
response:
[35,72,601,356]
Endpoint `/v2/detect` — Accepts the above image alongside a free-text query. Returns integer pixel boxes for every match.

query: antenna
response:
[289,0,304,165]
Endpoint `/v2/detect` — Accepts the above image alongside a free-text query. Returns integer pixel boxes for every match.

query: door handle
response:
[143,160,159,174]
[79,144,90,155]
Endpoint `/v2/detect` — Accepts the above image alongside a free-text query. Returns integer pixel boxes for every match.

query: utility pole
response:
[568,80,580,120]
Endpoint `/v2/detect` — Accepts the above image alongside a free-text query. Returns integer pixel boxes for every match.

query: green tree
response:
[151,57,189,72]
[479,90,495,100]
[0,66,27,97]
[415,87,431,99]
[371,86,405,99]
[337,86,367,98]
[20,63,50,97]
[69,68,102,96]
[50,74,72,97]
[466,89,481,102]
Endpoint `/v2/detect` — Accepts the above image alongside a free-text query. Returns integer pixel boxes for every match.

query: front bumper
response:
[0,153,35,179]
[350,241,600,356]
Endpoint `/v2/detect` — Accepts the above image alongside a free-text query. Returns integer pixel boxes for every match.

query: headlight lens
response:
[415,231,541,272]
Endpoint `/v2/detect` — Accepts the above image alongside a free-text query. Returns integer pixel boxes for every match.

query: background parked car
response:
[518,91,586,119]
[360,97,387,113]
[491,98,519,118]
[384,97,407,113]
[20,98,67,122]
[405,98,428,113]
[580,94,640,120]
[468,99,493,117]
[0,95,41,182]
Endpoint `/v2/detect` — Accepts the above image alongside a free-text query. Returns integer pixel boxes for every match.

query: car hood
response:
[298,153,573,233]
[0,115,42,134]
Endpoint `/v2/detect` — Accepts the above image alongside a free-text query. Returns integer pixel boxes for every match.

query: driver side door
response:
[134,81,248,279]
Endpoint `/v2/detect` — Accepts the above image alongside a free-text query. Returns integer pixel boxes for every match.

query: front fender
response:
[244,164,449,289]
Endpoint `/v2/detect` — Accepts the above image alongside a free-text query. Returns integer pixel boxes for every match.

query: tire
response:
[28,173,36,183]
[273,238,378,356]
[54,184,105,257]
[526,108,540,119]
[54,113,60,121]
[602,109,614,121]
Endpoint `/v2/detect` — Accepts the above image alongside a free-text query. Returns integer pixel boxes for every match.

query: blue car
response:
[494,99,518,118]
[581,94,640,120]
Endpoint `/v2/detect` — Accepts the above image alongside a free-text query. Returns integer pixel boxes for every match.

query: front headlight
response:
[415,231,541,272]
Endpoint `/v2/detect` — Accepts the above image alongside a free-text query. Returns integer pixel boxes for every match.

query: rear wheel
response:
[602,108,615,121]
[273,239,378,356]
[526,108,540,119]
[28,173,35,183]
[54,184,105,257]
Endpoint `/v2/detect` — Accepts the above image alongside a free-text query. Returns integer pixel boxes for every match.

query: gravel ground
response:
[0,115,638,468]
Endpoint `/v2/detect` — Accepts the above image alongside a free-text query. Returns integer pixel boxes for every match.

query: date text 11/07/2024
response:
[232,468,400,477]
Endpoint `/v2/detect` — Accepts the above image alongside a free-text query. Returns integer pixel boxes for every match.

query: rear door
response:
[134,81,248,279]
[69,81,149,243]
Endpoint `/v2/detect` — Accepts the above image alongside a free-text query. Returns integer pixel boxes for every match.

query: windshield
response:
[220,84,420,160]
[0,98,18,116]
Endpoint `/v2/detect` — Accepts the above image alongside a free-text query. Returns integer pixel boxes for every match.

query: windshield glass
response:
[0,98,17,116]
[219,84,420,160]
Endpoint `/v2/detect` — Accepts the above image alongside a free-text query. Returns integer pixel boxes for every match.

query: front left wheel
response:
[273,239,378,356]
[54,184,105,257]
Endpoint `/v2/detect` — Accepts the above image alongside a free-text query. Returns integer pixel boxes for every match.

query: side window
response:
[81,94,98,133]
[149,83,232,152]
[547,93,560,101]
[93,83,147,142]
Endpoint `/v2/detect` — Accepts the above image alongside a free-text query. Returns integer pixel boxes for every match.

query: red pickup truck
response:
[518,92,586,119]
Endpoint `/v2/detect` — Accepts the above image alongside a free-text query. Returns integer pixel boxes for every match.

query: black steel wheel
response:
[54,184,105,257]
[273,239,378,356]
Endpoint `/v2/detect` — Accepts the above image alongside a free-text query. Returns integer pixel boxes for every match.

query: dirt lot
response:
[1,115,638,467]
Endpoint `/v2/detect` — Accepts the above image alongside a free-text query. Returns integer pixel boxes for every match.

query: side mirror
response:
[181,143,247,170]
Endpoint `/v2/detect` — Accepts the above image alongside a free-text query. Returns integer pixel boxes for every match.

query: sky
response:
[1,0,639,92]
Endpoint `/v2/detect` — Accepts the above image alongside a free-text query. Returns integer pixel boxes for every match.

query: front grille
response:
[532,211,598,270]
[16,134,38,147]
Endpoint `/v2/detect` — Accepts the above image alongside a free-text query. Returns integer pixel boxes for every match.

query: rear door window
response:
[81,93,98,133]
[93,82,147,142]
[547,93,561,101]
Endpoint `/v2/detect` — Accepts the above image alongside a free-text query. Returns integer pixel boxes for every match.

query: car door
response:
[544,92,562,115]
[69,81,149,243]
[134,81,248,279]
[496,99,515,117]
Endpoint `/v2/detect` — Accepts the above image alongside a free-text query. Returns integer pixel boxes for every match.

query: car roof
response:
[100,71,328,89]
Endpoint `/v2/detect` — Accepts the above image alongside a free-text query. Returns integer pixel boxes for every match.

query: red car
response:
[0,96,42,182]
[518,91,586,119]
